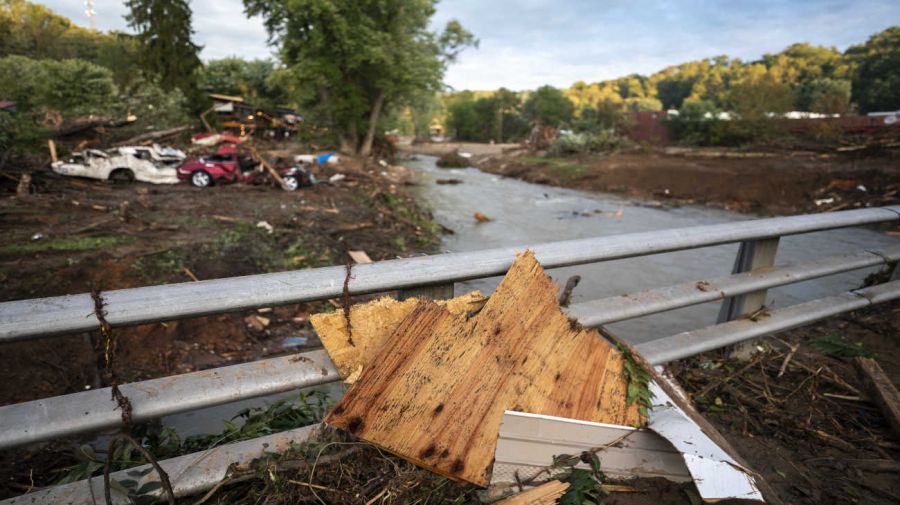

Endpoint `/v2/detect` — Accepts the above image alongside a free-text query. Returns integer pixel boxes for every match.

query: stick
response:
[183,267,200,282]
[557,275,581,308]
[853,357,900,437]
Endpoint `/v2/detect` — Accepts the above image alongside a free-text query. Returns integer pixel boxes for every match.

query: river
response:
[164,154,897,436]
[405,154,898,345]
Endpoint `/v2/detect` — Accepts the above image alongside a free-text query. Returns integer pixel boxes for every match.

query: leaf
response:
[136,481,163,495]
[810,334,873,358]
[128,467,154,477]
[118,479,138,489]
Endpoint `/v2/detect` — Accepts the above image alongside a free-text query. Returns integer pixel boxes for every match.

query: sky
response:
[43,0,899,91]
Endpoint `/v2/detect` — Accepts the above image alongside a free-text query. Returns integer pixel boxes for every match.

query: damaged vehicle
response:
[176,145,315,191]
[51,144,186,184]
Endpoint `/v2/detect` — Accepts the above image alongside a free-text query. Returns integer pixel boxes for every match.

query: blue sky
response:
[42,1,899,90]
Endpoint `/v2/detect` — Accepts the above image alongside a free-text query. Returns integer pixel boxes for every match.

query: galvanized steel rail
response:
[2,206,899,342]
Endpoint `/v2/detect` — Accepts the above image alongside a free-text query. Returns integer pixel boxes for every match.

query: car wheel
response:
[191,171,212,188]
[281,175,299,191]
[109,169,134,183]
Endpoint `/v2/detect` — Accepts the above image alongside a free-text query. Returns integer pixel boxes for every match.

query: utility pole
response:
[84,0,96,30]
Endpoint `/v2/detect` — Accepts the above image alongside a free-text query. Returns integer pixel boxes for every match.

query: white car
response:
[51,145,186,184]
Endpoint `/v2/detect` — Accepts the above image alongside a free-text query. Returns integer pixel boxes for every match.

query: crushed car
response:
[51,144,186,184]
[176,145,315,191]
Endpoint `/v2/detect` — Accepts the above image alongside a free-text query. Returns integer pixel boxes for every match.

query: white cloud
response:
[35,0,900,89]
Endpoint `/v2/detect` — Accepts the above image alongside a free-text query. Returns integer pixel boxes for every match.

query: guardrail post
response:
[717,238,780,358]
[397,282,455,301]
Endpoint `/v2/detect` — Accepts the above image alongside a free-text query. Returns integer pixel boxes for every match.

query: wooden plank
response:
[497,481,569,505]
[311,292,486,382]
[326,251,641,485]
[854,357,900,437]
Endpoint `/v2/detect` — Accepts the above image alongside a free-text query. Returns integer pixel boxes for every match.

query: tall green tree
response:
[846,26,900,113]
[523,85,574,127]
[125,0,202,94]
[244,0,475,155]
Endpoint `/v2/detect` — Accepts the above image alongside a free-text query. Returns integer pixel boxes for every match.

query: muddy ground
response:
[675,301,900,505]
[0,154,439,407]
[165,303,899,505]
[409,141,900,217]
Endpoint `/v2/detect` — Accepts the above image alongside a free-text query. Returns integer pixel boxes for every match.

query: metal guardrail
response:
[2,206,898,342]
[2,206,900,503]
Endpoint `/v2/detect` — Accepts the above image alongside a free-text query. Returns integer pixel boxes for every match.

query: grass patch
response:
[521,156,588,181]
[0,235,134,255]
[55,391,332,486]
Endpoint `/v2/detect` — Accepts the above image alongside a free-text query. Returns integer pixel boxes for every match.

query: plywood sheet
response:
[311,291,486,381]
[326,251,642,485]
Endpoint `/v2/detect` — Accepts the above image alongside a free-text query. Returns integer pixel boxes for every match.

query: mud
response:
[409,141,900,217]
[0,155,438,406]
[674,301,900,505]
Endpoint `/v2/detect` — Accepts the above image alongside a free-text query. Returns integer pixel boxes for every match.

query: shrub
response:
[547,130,630,156]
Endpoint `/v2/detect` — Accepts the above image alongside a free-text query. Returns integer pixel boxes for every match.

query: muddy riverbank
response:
[406,141,900,217]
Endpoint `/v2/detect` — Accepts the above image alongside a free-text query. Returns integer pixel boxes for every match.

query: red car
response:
[176,145,315,190]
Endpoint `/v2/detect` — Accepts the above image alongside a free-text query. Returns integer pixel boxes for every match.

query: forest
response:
[441,26,900,145]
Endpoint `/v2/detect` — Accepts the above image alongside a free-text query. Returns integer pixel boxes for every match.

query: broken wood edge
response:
[598,327,785,505]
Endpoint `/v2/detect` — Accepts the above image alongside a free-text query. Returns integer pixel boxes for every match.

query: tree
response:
[846,26,900,113]
[1,1,142,87]
[624,97,662,112]
[199,58,292,110]
[244,0,475,155]
[523,85,574,127]
[125,0,202,94]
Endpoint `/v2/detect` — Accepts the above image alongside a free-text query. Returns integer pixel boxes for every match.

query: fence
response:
[2,206,900,504]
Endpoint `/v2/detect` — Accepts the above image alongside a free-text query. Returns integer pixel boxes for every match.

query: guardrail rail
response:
[2,205,899,504]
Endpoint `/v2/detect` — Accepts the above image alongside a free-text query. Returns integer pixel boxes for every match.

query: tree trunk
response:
[359,91,386,157]
[340,133,358,155]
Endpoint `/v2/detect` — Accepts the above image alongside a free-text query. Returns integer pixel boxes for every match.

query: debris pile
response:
[310,252,769,502]
[436,150,471,168]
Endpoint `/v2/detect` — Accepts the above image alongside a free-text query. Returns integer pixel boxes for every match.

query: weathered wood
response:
[47,139,57,162]
[326,251,641,485]
[311,292,486,381]
[853,357,900,437]
[497,481,570,505]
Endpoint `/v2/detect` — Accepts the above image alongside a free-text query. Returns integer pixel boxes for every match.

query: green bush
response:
[548,130,630,156]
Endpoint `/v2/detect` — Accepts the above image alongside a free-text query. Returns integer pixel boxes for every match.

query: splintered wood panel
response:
[326,251,641,486]
[311,292,486,381]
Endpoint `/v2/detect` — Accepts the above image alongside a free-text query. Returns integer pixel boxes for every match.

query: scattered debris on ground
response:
[436,150,471,168]
[0,151,442,407]
[407,141,900,218]
[672,301,900,505]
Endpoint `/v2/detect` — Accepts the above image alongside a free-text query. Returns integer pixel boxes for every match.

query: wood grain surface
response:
[326,251,641,485]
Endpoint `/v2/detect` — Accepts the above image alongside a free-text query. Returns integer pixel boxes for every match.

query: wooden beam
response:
[853,357,900,437]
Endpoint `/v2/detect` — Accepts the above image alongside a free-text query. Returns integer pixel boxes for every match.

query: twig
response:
[183,267,200,282]
[777,342,800,377]
[342,259,354,346]
[557,275,581,307]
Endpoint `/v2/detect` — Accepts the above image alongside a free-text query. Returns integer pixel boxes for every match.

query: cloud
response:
[37,0,900,89]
